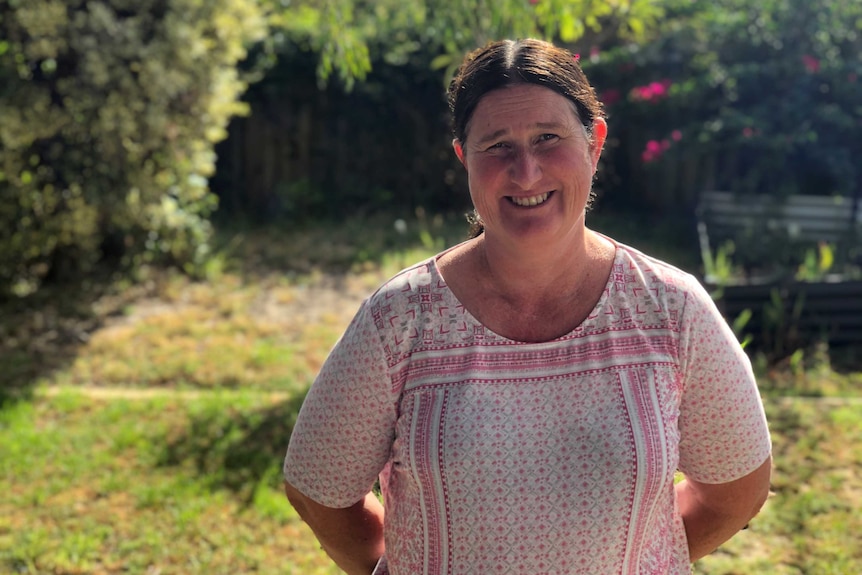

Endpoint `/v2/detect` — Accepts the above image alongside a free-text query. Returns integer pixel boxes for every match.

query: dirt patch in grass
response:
[0,216,455,396]
[0,268,380,393]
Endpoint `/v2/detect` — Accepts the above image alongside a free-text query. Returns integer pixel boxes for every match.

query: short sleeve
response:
[676,277,772,484]
[284,300,398,507]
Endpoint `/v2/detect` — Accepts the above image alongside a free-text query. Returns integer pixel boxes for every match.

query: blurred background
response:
[1,1,861,573]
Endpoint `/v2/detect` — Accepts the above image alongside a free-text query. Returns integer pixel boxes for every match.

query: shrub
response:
[0,0,266,295]
[587,0,862,212]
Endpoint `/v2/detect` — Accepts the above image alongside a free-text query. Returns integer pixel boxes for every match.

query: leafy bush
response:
[587,0,862,211]
[0,0,266,295]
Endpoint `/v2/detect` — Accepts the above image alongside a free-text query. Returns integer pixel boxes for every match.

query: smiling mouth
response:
[508,191,552,207]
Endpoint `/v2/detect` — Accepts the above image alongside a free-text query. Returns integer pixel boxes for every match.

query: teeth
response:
[510,192,550,207]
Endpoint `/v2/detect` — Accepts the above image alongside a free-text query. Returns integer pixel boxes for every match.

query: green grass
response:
[2,389,860,574]
[0,388,341,575]
[695,398,862,574]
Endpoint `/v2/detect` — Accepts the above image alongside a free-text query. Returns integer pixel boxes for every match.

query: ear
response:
[589,118,608,171]
[453,138,466,167]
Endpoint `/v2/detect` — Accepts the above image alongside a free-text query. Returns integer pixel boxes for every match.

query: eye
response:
[485,142,508,151]
[537,133,559,143]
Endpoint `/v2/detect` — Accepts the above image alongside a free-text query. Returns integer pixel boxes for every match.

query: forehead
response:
[466,84,582,141]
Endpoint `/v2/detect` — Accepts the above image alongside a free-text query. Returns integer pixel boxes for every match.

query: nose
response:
[508,149,542,190]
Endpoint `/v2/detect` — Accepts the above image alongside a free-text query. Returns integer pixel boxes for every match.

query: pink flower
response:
[648,81,667,97]
[641,136,676,164]
[631,86,654,101]
[849,73,858,83]
[743,127,755,138]
[802,55,820,73]
[630,79,673,102]
[641,140,665,163]
[671,130,682,141]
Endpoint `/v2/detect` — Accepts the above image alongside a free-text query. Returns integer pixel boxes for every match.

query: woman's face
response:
[454,84,606,246]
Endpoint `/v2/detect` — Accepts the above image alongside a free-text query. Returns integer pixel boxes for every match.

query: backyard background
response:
[1,0,861,573]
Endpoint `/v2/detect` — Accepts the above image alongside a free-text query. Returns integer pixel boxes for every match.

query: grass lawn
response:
[2,388,860,574]
[0,388,340,575]
[696,398,862,574]
[2,215,861,574]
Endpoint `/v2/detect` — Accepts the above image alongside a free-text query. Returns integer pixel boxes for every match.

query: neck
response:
[476,223,609,305]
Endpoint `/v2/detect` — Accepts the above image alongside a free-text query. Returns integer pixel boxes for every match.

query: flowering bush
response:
[630,79,672,102]
[586,0,862,215]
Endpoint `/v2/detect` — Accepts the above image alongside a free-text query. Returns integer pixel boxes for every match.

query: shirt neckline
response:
[430,236,621,345]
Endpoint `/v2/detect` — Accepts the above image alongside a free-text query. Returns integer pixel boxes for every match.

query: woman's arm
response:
[284,481,385,575]
[676,455,772,562]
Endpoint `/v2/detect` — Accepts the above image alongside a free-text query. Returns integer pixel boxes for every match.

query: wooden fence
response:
[209,54,466,221]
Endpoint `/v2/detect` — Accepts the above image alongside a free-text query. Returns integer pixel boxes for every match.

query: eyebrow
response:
[473,122,568,147]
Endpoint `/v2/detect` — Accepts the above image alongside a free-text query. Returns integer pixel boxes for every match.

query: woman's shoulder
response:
[612,240,703,293]
[361,253,451,321]
[600,239,718,323]
[368,257,442,298]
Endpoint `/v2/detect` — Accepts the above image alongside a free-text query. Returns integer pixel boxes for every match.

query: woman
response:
[284,39,772,575]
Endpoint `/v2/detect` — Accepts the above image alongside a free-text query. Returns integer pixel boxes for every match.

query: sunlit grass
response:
[695,398,862,574]
[0,389,341,575]
[64,276,337,390]
[49,213,463,391]
[1,389,860,574]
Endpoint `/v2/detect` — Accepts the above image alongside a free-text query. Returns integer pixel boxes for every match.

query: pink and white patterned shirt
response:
[284,242,772,575]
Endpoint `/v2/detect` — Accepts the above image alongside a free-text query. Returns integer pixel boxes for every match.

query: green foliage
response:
[731,308,754,350]
[701,240,741,287]
[0,390,342,574]
[0,0,267,295]
[796,242,836,281]
[274,0,663,86]
[587,0,862,205]
[760,286,807,360]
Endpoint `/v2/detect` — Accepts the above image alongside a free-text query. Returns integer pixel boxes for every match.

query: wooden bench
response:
[697,191,862,354]
[697,190,861,262]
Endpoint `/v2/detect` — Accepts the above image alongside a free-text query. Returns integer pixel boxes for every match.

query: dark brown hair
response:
[448,38,605,145]
[447,39,606,237]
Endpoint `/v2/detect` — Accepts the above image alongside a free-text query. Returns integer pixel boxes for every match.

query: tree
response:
[274,0,664,87]
[0,0,267,296]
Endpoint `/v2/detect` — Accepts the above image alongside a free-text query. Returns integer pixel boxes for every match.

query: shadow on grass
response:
[212,211,470,279]
[156,392,308,503]
[0,275,122,408]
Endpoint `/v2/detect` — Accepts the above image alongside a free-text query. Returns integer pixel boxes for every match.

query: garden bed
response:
[712,278,862,360]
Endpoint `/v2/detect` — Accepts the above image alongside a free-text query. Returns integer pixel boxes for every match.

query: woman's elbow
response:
[748,456,773,518]
[730,455,772,527]
[284,480,314,519]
